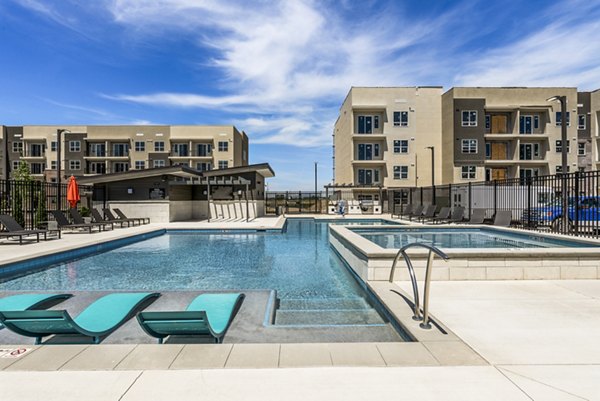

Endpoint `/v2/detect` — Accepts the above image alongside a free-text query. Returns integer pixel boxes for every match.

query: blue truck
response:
[522,196,600,231]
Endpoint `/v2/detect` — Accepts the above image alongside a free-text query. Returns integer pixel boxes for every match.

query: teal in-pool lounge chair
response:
[0,293,73,326]
[137,293,244,344]
[0,292,159,344]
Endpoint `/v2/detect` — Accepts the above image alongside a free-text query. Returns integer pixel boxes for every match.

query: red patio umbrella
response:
[66,175,80,209]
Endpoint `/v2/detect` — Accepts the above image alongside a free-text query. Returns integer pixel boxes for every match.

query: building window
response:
[578,114,586,130]
[461,110,477,127]
[534,115,540,129]
[357,143,380,160]
[153,160,166,168]
[89,143,106,157]
[50,141,57,152]
[69,141,81,152]
[485,143,491,159]
[520,143,540,160]
[357,168,380,185]
[461,165,476,179]
[218,141,229,152]
[12,161,20,170]
[30,163,45,174]
[556,111,570,126]
[172,143,188,156]
[218,160,229,169]
[89,162,106,174]
[520,168,539,179]
[461,139,478,154]
[135,161,145,170]
[196,143,212,156]
[393,165,409,179]
[519,115,533,134]
[113,163,129,173]
[112,143,129,157]
[135,141,145,152]
[578,142,586,156]
[69,160,81,170]
[393,140,409,154]
[196,162,212,171]
[154,141,165,152]
[555,165,570,174]
[50,161,57,170]
[12,142,23,153]
[357,115,379,134]
[393,111,409,126]
[485,115,490,130]
[555,140,570,153]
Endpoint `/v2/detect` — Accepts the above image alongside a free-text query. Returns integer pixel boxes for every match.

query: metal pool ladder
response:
[388,243,449,329]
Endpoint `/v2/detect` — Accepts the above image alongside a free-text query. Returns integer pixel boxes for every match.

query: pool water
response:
[0,219,395,327]
[353,227,598,249]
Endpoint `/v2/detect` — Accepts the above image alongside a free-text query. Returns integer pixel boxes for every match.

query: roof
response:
[77,163,275,185]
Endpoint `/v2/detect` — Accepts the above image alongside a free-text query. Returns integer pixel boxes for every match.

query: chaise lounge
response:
[50,210,101,233]
[0,292,159,344]
[70,208,114,231]
[91,208,131,228]
[0,214,61,244]
[114,208,150,225]
[137,293,244,344]
[0,293,72,315]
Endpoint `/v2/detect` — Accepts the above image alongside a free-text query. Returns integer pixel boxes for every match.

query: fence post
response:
[526,177,532,229]
[574,171,580,235]
[285,191,289,214]
[448,183,452,208]
[468,181,472,219]
[432,184,436,205]
[420,187,423,206]
[493,180,498,218]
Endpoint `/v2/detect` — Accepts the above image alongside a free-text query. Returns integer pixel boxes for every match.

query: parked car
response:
[522,196,600,231]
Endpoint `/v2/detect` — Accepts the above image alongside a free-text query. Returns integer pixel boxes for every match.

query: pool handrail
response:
[388,242,449,329]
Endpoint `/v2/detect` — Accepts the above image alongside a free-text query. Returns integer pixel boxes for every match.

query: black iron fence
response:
[265,191,328,214]
[390,170,600,238]
[0,180,92,230]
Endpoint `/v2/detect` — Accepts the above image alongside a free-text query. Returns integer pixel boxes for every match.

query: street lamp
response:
[314,162,318,213]
[55,129,71,210]
[546,96,569,231]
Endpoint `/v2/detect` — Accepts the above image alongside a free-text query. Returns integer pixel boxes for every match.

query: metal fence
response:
[265,192,328,214]
[390,170,600,238]
[0,180,92,230]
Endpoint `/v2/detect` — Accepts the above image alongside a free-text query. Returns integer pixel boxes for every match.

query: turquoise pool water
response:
[0,219,397,326]
[353,227,598,249]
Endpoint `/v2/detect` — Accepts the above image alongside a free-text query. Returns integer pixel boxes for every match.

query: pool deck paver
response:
[169,344,233,369]
[224,343,280,369]
[115,344,184,370]
[60,344,137,371]
[278,343,332,367]
[5,345,87,371]
[328,342,386,367]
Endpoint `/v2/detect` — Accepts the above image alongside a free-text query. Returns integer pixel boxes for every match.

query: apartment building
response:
[1,125,249,182]
[333,87,443,198]
[588,89,600,171]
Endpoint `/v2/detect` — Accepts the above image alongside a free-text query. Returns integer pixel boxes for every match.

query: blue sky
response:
[1,0,599,190]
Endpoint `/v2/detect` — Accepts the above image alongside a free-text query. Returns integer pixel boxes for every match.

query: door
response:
[491,168,507,180]
[491,115,508,133]
[491,143,507,160]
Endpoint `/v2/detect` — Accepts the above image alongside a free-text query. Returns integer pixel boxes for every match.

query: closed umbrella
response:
[66,175,80,209]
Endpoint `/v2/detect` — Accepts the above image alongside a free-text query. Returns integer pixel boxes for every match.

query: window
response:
[50,161,57,170]
[88,143,105,157]
[461,139,477,154]
[50,141,57,152]
[578,142,586,156]
[197,143,212,156]
[12,142,23,153]
[393,140,409,154]
[88,162,106,174]
[556,111,570,126]
[196,162,212,171]
[153,160,166,168]
[69,141,81,152]
[357,168,380,184]
[485,143,491,159]
[485,115,490,130]
[555,165,570,174]
[12,161,19,170]
[393,111,409,126]
[357,115,378,134]
[578,114,586,129]
[534,115,540,129]
[461,110,477,127]
[30,163,45,174]
[112,143,129,157]
[134,141,145,152]
[154,141,165,152]
[69,160,81,170]
[520,143,540,160]
[113,162,129,173]
[135,161,145,170]
[30,144,45,157]
[555,140,570,153]
[172,143,188,156]
[520,168,539,179]
[218,141,229,152]
[218,160,229,169]
[393,165,409,179]
[357,143,380,160]
[461,165,476,179]
[519,115,533,134]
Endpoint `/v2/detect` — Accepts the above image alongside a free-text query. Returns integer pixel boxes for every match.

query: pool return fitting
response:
[388,243,449,329]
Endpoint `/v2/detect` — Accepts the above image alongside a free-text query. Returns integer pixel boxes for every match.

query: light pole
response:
[547,96,569,232]
[426,146,435,204]
[314,162,318,213]
[55,129,70,210]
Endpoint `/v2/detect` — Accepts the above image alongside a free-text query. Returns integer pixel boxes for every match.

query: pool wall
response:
[329,224,600,281]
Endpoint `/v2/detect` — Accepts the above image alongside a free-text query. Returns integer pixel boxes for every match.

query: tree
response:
[11,161,32,227]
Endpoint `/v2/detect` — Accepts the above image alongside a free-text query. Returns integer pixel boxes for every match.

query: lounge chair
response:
[50,210,100,233]
[465,208,486,224]
[0,214,61,244]
[114,208,150,225]
[493,210,513,227]
[0,293,72,312]
[0,292,159,344]
[91,208,131,228]
[69,209,114,231]
[429,207,451,224]
[407,205,424,221]
[103,209,141,226]
[137,293,244,344]
[418,205,437,222]
[397,204,413,219]
[437,207,465,224]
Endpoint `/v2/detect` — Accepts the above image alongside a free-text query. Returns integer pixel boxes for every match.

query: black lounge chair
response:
[465,208,486,224]
[418,205,437,222]
[104,209,141,226]
[91,209,131,228]
[407,205,424,221]
[114,208,150,224]
[70,209,114,231]
[437,207,465,224]
[50,211,100,233]
[429,207,451,224]
[0,214,61,245]
[493,211,513,227]
[397,204,413,219]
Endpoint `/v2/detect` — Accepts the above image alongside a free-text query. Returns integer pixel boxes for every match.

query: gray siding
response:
[453,99,485,164]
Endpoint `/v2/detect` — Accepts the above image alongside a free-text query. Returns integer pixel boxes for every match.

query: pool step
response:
[278,297,371,311]
[275,309,384,326]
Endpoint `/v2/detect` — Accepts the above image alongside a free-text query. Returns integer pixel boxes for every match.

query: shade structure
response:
[66,175,80,208]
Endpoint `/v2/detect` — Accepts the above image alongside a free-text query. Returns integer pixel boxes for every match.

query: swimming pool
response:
[352,227,599,249]
[0,219,399,327]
